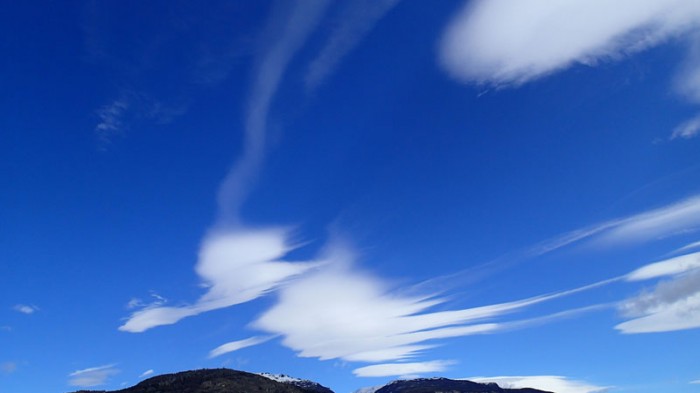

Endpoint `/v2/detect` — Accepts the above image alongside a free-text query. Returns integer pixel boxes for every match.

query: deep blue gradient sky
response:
[2,2,700,393]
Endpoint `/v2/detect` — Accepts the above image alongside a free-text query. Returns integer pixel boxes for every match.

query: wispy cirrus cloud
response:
[528,195,700,255]
[68,364,120,387]
[673,239,700,254]
[671,114,700,140]
[626,251,700,281]
[95,98,129,143]
[469,375,609,393]
[304,0,400,91]
[138,369,154,378]
[209,335,272,358]
[597,196,700,246]
[13,304,38,315]
[216,0,329,222]
[353,360,454,378]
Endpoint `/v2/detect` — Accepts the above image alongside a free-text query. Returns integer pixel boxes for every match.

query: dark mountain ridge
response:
[374,378,552,393]
[70,369,333,393]
[69,369,553,393]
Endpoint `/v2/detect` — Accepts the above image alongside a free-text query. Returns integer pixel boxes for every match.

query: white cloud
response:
[139,369,154,378]
[439,0,700,86]
[13,304,38,315]
[602,196,700,245]
[209,336,272,358]
[126,292,166,310]
[305,0,400,91]
[671,114,700,140]
[0,362,17,374]
[691,379,700,384]
[253,244,609,363]
[68,364,120,387]
[674,32,700,103]
[617,268,700,333]
[626,251,700,281]
[469,376,609,393]
[353,360,454,377]
[521,195,700,259]
[673,240,700,254]
[120,229,317,332]
[126,298,143,309]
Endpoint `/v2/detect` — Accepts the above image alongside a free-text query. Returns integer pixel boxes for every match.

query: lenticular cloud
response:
[440,0,700,86]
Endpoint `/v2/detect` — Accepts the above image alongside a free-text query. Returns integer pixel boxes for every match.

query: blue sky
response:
[2,1,700,393]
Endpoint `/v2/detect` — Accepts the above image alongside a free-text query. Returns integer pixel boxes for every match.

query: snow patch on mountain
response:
[258,373,306,384]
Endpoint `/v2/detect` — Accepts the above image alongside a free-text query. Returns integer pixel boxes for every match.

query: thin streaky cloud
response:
[68,364,120,387]
[499,303,616,333]
[625,251,700,281]
[600,195,700,245]
[691,379,700,384]
[305,0,400,91]
[209,335,273,358]
[95,98,129,144]
[138,369,154,378]
[671,114,700,140]
[672,239,700,254]
[492,194,700,271]
[216,0,330,223]
[533,194,700,253]
[673,32,700,104]
[353,360,455,377]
